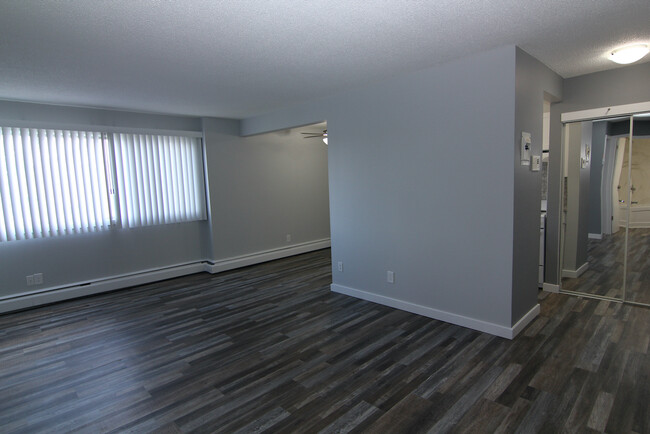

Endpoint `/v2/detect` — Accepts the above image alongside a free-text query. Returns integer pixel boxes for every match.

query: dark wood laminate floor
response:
[1,249,648,433]
[562,228,650,304]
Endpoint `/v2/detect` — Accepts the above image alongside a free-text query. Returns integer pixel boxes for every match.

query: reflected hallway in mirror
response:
[560,119,628,301]
[623,117,650,305]
[559,112,650,307]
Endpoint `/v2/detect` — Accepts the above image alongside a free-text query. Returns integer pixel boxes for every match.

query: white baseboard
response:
[0,238,331,314]
[0,262,206,314]
[511,304,541,338]
[330,284,538,339]
[205,238,330,274]
[588,233,603,240]
[542,283,560,293]
[562,261,589,279]
[625,222,650,228]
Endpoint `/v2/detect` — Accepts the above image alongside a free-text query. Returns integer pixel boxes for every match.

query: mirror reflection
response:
[560,119,628,300]
[624,114,650,305]
[559,114,650,306]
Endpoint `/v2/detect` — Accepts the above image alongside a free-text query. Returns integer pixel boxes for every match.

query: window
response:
[0,127,206,242]
[113,133,206,228]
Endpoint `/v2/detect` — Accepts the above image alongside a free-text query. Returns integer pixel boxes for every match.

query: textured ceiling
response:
[0,0,648,118]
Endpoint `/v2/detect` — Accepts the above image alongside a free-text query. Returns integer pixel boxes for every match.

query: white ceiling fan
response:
[301,129,328,145]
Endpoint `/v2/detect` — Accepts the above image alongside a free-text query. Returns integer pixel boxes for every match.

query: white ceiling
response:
[0,0,648,119]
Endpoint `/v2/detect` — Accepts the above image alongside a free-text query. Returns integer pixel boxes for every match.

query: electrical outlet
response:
[26,275,34,286]
[387,271,395,284]
[286,234,292,243]
[34,273,43,285]
[337,261,343,272]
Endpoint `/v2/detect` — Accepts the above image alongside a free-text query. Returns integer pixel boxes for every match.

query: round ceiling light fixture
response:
[608,44,649,64]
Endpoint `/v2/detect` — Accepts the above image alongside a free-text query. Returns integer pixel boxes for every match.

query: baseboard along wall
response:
[330,283,539,339]
[0,238,330,314]
[562,261,589,279]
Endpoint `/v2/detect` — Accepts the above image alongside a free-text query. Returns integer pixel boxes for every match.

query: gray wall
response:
[203,118,330,261]
[562,122,591,273]
[546,61,650,284]
[588,122,607,235]
[513,48,563,321]
[244,46,529,330]
[0,100,203,132]
[608,119,650,137]
[577,123,593,269]
[0,101,330,300]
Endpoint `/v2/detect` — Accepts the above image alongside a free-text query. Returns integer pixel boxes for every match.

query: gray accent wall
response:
[0,100,202,132]
[546,61,650,284]
[513,48,563,321]
[203,118,330,261]
[0,102,330,300]
[244,45,551,331]
[328,47,516,328]
[588,121,607,235]
[562,122,591,273]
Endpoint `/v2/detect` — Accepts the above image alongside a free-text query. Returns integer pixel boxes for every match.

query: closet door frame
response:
[557,101,650,305]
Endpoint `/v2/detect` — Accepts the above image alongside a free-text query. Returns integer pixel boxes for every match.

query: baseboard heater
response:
[0,261,210,314]
[0,238,331,314]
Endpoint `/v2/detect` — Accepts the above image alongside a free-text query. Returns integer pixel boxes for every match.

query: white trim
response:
[620,205,650,228]
[0,238,331,314]
[562,261,589,278]
[624,221,650,228]
[205,238,331,274]
[511,304,541,338]
[561,102,650,123]
[588,233,603,240]
[330,284,539,339]
[0,118,203,137]
[0,262,206,314]
[542,283,560,293]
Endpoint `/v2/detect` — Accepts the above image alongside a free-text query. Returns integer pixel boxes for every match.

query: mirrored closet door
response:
[623,113,650,305]
[559,113,650,307]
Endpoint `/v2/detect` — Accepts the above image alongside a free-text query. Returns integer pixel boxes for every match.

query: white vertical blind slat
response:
[48,130,66,235]
[0,127,113,241]
[31,129,50,236]
[0,128,17,241]
[151,137,163,224]
[112,133,206,228]
[144,135,157,225]
[0,128,206,242]
[23,130,41,238]
[8,130,27,239]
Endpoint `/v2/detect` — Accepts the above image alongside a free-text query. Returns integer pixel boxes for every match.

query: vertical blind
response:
[113,133,206,228]
[0,127,207,242]
[0,127,113,241]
